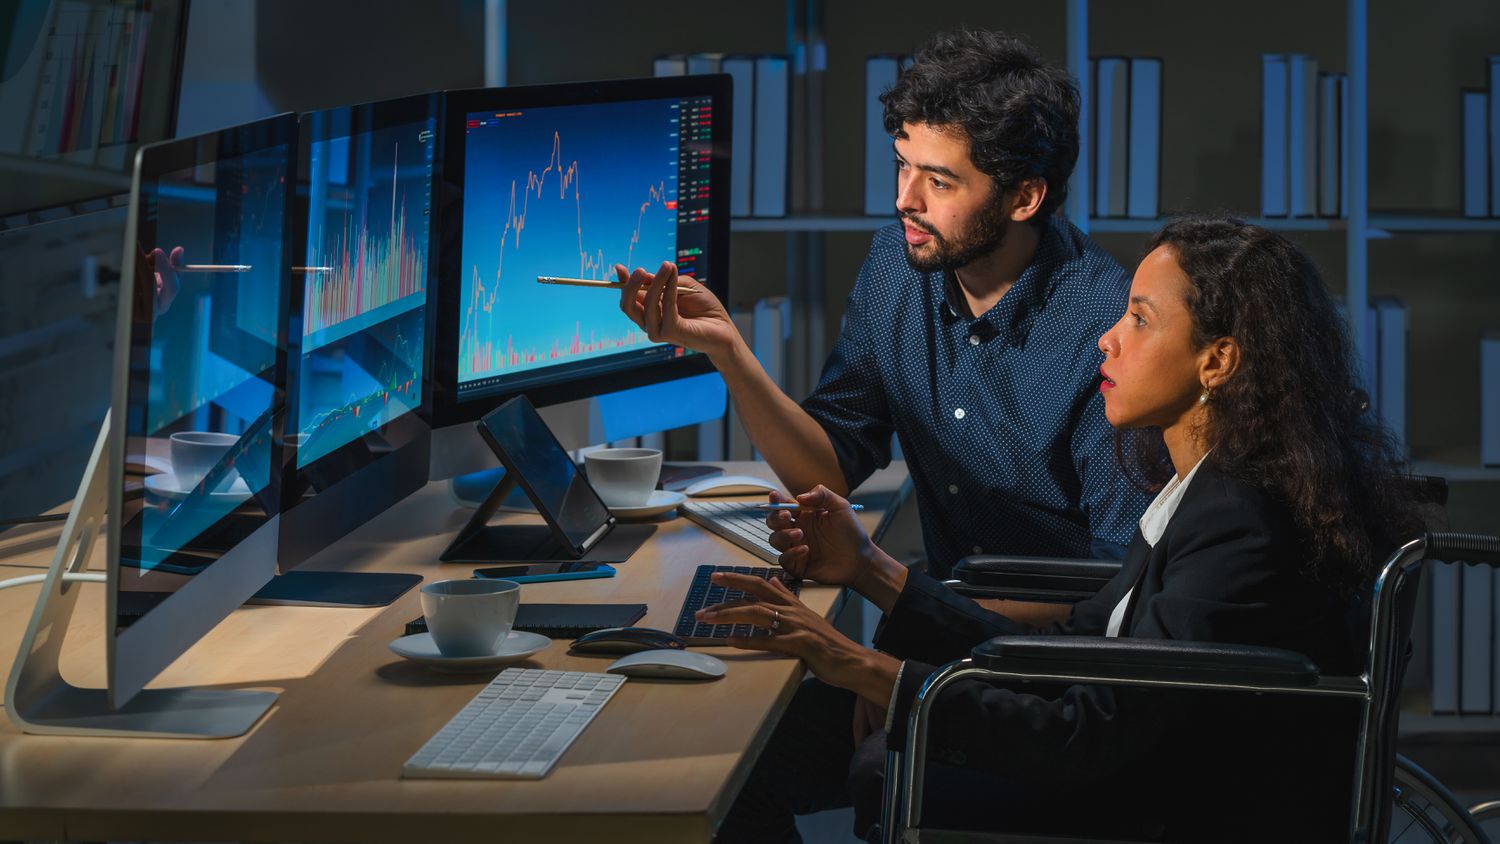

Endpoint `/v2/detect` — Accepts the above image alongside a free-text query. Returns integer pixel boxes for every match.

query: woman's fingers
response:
[707,571,797,604]
[693,601,779,628]
[768,527,803,552]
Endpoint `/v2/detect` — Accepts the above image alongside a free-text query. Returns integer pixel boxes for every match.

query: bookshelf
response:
[722,0,1498,476]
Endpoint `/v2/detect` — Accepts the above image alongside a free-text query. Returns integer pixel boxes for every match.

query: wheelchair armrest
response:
[949,556,1121,602]
[1427,531,1500,567]
[972,635,1322,687]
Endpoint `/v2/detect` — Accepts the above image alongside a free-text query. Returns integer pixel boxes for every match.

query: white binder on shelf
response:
[1488,57,1500,218]
[1431,560,1461,714]
[1317,72,1344,218]
[752,55,789,218]
[1463,88,1489,219]
[653,54,688,77]
[1337,299,1379,410]
[864,55,903,216]
[1094,57,1129,219]
[696,417,725,462]
[1261,55,1289,217]
[1460,563,1493,715]
[1339,73,1350,218]
[727,305,756,461]
[1287,54,1319,218]
[686,52,723,75]
[1482,333,1500,467]
[749,297,790,461]
[1374,297,1407,452]
[1126,57,1162,220]
[1364,303,1379,414]
[722,55,757,218]
[1494,566,1500,714]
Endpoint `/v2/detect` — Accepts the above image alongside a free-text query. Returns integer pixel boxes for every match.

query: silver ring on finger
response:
[770,608,782,633]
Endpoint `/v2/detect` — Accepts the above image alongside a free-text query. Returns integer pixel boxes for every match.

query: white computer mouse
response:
[605,649,727,680]
[683,474,781,497]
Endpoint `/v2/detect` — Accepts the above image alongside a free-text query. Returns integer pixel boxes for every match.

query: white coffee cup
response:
[169,431,240,491]
[420,578,520,657]
[585,447,663,507]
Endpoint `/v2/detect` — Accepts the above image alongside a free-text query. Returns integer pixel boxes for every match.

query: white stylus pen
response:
[756,503,865,512]
[537,275,697,293]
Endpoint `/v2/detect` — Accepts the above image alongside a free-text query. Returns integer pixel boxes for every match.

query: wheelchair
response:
[878,531,1500,843]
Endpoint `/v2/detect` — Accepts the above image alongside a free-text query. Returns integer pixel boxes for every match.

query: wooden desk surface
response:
[0,461,907,843]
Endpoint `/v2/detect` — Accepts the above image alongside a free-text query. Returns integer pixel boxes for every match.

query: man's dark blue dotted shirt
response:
[803,216,1152,576]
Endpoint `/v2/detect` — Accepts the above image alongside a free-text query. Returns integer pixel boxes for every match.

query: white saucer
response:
[609,489,685,520]
[143,472,252,502]
[388,630,550,673]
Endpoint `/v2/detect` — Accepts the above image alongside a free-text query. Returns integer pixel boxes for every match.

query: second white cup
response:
[169,431,240,491]
[584,447,663,507]
[420,578,520,657]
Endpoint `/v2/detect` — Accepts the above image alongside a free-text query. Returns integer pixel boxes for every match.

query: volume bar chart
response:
[458,98,680,385]
[303,143,428,352]
[296,117,434,469]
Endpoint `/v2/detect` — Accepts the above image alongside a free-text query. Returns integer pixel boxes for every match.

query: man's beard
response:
[902,200,1009,273]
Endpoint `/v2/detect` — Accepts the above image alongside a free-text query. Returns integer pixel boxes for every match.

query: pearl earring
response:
[1198,387,1213,406]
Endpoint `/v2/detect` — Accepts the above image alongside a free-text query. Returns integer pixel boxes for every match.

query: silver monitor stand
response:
[3,414,277,738]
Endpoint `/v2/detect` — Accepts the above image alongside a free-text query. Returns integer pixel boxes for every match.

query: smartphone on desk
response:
[473,562,616,584]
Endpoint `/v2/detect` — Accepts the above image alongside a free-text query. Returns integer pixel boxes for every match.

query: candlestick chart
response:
[457,98,679,383]
[296,118,433,467]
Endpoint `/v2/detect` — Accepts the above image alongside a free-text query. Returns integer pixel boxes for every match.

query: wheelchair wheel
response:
[1389,754,1493,844]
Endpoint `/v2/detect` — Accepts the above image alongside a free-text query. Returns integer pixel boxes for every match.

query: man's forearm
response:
[711,338,849,496]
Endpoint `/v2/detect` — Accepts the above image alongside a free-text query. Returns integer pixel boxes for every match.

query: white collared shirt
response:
[1105,454,1210,637]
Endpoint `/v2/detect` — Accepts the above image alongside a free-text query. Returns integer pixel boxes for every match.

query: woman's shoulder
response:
[1172,461,1296,540]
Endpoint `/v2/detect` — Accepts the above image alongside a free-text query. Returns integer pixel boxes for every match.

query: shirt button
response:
[972,545,984,554]
[953,408,965,420]
[969,335,980,346]
[948,484,959,495]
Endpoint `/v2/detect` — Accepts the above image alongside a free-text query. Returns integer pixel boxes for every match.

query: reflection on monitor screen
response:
[119,124,291,625]
[455,94,714,401]
[295,110,436,468]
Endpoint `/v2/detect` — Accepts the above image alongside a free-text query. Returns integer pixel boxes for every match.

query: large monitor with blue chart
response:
[431,75,731,439]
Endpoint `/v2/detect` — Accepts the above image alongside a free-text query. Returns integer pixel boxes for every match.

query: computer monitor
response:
[429,75,733,475]
[5,113,297,738]
[275,94,438,588]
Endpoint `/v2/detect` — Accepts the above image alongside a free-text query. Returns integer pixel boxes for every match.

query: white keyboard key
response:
[402,668,624,780]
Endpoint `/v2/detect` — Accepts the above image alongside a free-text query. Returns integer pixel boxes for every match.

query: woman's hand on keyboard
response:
[694,571,901,706]
[766,486,874,587]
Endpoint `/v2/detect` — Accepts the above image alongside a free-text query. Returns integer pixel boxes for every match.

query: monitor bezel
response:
[282,93,440,511]
[431,75,732,429]
[107,112,297,708]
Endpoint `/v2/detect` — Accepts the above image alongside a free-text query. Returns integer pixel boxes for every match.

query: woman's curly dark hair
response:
[881,29,1079,226]
[1123,216,1422,590]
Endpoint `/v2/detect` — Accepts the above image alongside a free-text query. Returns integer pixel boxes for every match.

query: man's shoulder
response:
[862,222,916,271]
[848,223,930,308]
[1045,218,1131,326]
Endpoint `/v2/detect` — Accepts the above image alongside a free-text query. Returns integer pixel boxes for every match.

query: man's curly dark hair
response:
[881,29,1080,226]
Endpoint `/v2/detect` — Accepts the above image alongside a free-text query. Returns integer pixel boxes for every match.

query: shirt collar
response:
[935,215,1071,345]
[1139,453,1211,547]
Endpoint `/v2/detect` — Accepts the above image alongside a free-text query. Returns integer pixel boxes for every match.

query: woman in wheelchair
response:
[701,216,1423,842]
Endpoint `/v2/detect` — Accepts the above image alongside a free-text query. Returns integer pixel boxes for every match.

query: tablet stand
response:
[439,470,655,564]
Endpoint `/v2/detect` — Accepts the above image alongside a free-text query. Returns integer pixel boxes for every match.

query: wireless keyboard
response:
[402,668,624,779]
[673,564,803,645]
[681,499,780,563]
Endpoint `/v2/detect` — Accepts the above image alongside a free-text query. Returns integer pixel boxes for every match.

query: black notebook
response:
[406,603,648,639]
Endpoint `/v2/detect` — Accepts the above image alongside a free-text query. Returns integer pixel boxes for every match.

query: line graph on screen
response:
[458,100,679,383]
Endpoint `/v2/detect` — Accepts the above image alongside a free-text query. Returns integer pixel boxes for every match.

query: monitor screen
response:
[292,98,437,469]
[115,115,294,627]
[432,76,730,427]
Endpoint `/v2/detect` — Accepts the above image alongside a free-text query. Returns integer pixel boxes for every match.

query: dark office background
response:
[1,2,1498,830]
